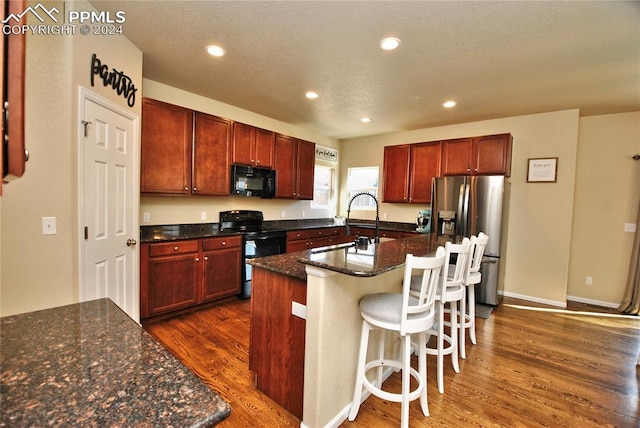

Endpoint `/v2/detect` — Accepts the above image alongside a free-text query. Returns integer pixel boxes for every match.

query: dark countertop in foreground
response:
[249,234,431,281]
[0,298,231,428]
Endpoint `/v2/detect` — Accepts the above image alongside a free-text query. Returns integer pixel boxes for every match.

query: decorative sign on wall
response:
[527,157,558,182]
[90,53,137,107]
[315,145,338,163]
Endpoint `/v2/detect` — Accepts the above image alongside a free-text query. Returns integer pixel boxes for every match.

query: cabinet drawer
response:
[149,240,199,257]
[310,227,339,238]
[287,230,310,241]
[202,235,242,250]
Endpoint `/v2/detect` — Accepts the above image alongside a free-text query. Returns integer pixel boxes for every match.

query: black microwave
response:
[231,164,276,198]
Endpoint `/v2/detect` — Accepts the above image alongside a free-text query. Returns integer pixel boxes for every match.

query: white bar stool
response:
[412,238,470,394]
[460,232,489,359]
[349,248,446,428]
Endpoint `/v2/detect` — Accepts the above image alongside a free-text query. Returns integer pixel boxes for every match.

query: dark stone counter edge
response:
[140,218,425,243]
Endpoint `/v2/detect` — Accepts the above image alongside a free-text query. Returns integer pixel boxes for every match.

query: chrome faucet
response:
[345,192,380,243]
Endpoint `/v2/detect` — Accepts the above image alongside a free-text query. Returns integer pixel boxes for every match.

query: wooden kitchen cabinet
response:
[274,135,315,200]
[141,99,233,196]
[441,133,512,176]
[382,141,441,204]
[141,98,193,194]
[142,240,200,318]
[141,236,243,319]
[201,236,242,302]
[193,112,232,195]
[232,122,275,168]
[286,227,341,252]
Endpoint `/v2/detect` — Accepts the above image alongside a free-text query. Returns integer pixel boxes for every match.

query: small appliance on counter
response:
[416,209,431,233]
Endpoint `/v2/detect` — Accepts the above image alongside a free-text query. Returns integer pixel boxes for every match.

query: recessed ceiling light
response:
[305,91,319,99]
[379,37,401,51]
[443,100,457,108]
[206,45,226,57]
[361,117,371,123]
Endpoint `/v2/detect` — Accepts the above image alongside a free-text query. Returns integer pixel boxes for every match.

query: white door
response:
[80,89,139,322]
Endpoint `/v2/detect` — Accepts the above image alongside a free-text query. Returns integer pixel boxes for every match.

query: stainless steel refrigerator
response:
[431,175,507,305]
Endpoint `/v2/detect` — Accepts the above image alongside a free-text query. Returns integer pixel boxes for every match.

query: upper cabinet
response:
[141,99,232,196]
[141,98,193,194]
[274,135,315,200]
[192,112,232,195]
[441,133,512,176]
[232,122,275,168]
[383,141,441,204]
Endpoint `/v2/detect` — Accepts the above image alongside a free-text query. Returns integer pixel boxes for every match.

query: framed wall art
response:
[527,157,558,183]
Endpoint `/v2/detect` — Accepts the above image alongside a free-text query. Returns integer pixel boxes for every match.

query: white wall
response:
[0,0,143,317]
[567,112,640,306]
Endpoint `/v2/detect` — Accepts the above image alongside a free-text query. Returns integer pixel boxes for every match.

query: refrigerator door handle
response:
[461,181,471,238]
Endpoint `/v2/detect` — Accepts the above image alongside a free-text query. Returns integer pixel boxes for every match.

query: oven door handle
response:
[246,235,284,241]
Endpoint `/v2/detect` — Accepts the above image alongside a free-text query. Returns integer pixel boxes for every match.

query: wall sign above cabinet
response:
[90,53,137,107]
[315,145,337,163]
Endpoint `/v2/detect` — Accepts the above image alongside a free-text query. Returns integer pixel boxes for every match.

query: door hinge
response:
[84,226,88,240]
[81,120,92,137]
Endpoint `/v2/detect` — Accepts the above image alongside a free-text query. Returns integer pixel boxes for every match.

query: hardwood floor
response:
[144,297,640,427]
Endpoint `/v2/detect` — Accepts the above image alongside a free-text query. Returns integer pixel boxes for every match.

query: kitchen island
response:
[0,298,231,427]
[249,234,431,427]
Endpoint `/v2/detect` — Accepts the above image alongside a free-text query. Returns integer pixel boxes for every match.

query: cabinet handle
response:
[193,187,197,192]
[222,241,226,246]
[204,256,208,261]
[195,257,200,262]
[184,187,189,192]
[174,246,179,251]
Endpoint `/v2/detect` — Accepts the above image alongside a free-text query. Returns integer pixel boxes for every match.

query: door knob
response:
[126,238,137,247]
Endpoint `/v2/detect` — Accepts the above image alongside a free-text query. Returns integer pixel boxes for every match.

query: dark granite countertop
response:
[249,234,431,280]
[0,298,231,428]
[140,219,421,243]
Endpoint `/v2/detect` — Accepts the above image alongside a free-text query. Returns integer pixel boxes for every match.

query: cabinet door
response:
[254,128,275,168]
[146,254,200,316]
[382,145,411,202]
[275,134,297,198]
[295,139,315,200]
[474,134,512,176]
[231,122,255,166]
[202,247,242,301]
[441,137,473,176]
[409,141,441,203]
[193,112,232,195]
[141,98,192,194]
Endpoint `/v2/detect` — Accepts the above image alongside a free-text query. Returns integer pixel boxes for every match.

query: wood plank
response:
[144,297,640,427]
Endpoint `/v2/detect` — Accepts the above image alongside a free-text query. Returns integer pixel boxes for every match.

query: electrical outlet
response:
[281,210,286,218]
[383,212,388,220]
[302,210,306,218]
[585,276,593,285]
[42,217,57,235]
[624,223,636,233]
[200,211,207,220]
[143,212,151,223]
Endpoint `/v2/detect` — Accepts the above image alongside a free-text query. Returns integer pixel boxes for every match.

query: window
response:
[346,167,379,210]
[311,165,334,208]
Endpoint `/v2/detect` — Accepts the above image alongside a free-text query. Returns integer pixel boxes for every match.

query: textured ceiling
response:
[90,1,640,139]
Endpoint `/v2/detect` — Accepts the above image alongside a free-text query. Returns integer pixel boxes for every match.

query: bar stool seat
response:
[349,248,446,428]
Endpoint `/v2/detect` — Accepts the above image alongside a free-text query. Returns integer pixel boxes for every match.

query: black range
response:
[218,210,287,299]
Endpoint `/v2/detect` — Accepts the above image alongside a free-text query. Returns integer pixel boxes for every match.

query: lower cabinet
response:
[141,235,242,319]
[286,227,342,252]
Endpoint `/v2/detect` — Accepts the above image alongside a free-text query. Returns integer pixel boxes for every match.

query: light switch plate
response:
[143,212,150,223]
[42,217,56,235]
[624,223,636,233]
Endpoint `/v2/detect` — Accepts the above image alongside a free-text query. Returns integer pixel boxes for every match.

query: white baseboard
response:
[500,291,567,308]
[565,295,620,309]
